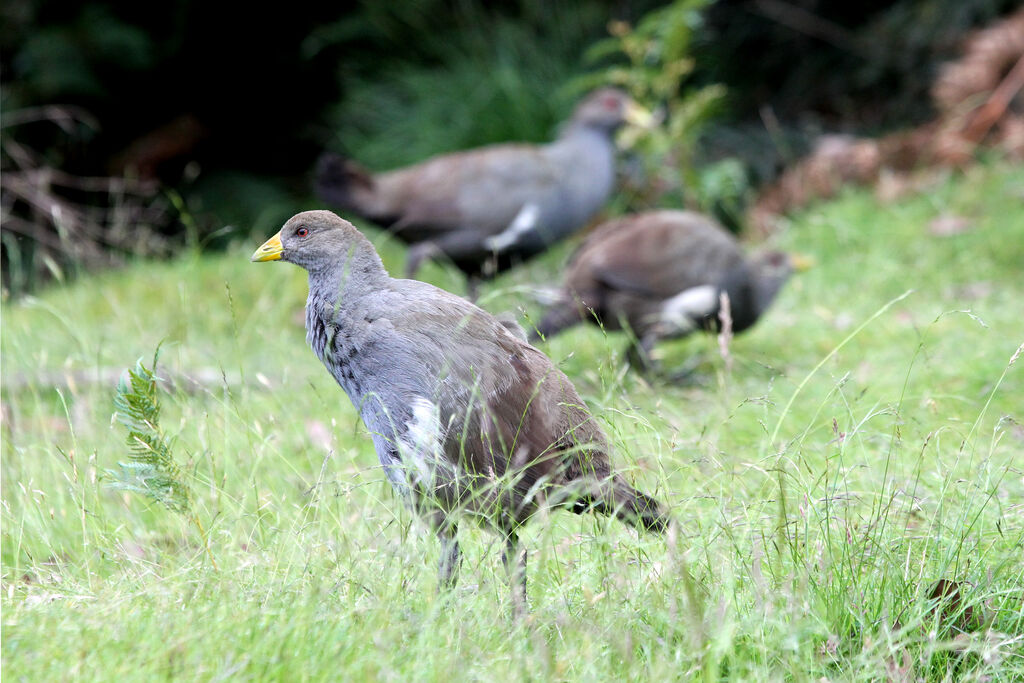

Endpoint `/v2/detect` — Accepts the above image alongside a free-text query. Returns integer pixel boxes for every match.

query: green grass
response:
[2,161,1023,680]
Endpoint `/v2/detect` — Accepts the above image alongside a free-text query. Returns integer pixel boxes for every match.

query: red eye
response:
[296,227,309,237]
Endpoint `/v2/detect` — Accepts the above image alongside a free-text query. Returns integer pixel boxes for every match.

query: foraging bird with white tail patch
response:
[533,210,805,369]
[314,89,651,297]
[252,210,668,607]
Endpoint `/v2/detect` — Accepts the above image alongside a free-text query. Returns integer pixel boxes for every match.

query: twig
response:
[717,291,734,372]
[0,105,100,131]
[750,0,871,59]
[962,54,1024,143]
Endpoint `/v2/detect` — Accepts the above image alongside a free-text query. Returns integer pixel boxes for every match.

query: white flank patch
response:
[658,285,719,333]
[528,285,564,306]
[484,203,540,252]
[397,397,452,487]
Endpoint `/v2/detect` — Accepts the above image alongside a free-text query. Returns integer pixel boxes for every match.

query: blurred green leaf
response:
[575,0,733,216]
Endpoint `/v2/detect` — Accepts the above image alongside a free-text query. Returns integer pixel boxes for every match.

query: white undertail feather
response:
[395,397,457,490]
[655,284,719,333]
[484,203,541,252]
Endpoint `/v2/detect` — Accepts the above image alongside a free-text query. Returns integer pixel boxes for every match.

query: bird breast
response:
[305,301,369,400]
[544,129,616,225]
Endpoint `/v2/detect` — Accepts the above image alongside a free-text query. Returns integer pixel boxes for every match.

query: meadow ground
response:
[2,161,1022,680]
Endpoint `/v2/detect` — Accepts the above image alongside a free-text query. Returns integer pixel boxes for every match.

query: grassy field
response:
[2,160,1022,680]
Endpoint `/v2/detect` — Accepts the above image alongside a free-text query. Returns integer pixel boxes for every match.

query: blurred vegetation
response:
[2,0,1021,293]
[574,0,736,222]
[694,0,1020,182]
[321,2,626,167]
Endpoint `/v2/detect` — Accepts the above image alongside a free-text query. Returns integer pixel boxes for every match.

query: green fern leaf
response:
[108,350,192,513]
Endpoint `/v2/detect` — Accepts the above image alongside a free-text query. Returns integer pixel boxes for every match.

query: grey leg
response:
[406,230,488,281]
[405,242,441,279]
[502,532,527,615]
[625,334,659,373]
[437,526,460,591]
[465,276,481,302]
[665,355,704,384]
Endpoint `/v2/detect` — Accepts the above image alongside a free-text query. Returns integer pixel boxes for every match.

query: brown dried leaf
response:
[884,650,914,682]
[928,578,981,633]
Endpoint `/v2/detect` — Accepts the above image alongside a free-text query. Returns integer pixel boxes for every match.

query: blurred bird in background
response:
[532,210,808,371]
[315,88,652,297]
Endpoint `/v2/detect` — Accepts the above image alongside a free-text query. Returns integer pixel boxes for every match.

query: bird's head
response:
[251,210,385,277]
[569,88,653,134]
[749,250,814,310]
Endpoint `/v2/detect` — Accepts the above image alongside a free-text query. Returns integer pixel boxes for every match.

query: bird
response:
[532,210,801,369]
[251,210,668,606]
[314,89,650,297]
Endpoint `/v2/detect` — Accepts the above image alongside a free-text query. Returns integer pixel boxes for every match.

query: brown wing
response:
[565,210,744,300]
[388,282,615,525]
[369,144,560,240]
[467,333,614,526]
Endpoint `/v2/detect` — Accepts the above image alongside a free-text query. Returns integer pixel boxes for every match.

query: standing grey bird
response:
[252,210,667,605]
[314,89,651,296]
[533,210,804,368]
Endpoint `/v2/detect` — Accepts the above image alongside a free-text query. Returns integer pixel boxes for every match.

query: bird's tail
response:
[314,152,376,215]
[530,298,584,343]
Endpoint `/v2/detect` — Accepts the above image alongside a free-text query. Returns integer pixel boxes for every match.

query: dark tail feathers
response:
[314,152,375,212]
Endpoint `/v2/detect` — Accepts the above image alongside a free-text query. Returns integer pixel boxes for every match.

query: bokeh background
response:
[3,0,1020,293]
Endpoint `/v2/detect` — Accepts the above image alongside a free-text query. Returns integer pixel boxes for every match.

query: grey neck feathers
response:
[305,257,388,380]
[306,241,389,309]
[557,122,615,146]
[719,263,760,333]
[549,126,616,179]
[719,260,787,333]
[752,272,786,316]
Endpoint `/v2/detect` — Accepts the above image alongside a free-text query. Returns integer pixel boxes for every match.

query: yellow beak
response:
[791,253,815,271]
[623,100,656,129]
[251,232,284,262]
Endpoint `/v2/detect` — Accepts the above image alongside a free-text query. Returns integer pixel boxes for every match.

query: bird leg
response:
[436,525,461,591]
[502,532,527,616]
[465,276,482,302]
[663,356,706,385]
[405,242,442,279]
[625,334,659,374]
[626,337,707,384]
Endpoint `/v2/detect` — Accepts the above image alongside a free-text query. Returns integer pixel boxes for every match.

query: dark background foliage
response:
[1,0,1019,290]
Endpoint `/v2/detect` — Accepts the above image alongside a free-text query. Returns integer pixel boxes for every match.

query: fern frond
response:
[108,351,191,513]
[107,348,218,569]
[107,461,191,513]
